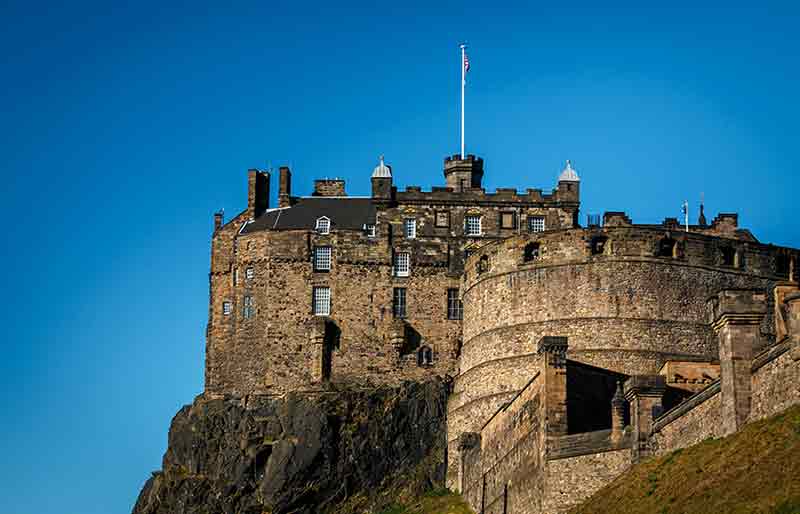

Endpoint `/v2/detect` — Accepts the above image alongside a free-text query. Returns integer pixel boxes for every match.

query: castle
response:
[205,154,800,513]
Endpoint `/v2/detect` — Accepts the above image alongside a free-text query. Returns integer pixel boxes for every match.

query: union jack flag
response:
[463,50,470,73]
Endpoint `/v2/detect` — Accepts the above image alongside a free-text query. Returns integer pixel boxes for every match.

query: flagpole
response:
[460,43,466,159]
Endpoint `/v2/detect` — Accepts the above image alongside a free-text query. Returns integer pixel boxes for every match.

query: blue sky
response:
[1,2,798,513]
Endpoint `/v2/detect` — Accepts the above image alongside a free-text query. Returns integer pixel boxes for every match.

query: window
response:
[245,267,254,280]
[528,216,545,233]
[393,287,407,318]
[477,255,490,274]
[315,216,330,234]
[657,238,676,258]
[721,247,735,267]
[233,269,239,286]
[404,218,417,239]
[524,242,540,262]
[591,236,607,256]
[366,224,376,237]
[312,286,331,316]
[500,212,516,229]
[447,288,463,320]
[417,345,433,366]
[435,211,450,228]
[222,301,232,315]
[465,215,482,236]
[393,252,410,277]
[313,246,331,272]
[242,295,254,319]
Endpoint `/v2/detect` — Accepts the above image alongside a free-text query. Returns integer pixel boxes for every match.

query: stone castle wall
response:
[446,226,790,488]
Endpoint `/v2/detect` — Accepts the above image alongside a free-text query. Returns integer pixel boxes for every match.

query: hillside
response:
[569,405,800,514]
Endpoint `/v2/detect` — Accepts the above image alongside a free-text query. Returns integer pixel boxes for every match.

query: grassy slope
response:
[569,405,800,514]
[376,489,475,514]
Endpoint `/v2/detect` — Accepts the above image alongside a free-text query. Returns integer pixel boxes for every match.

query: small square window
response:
[313,246,331,272]
[447,288,463,320]
[245,267,254,280]
[501,212,516,229]
[404,219,417,239]
[242,295,254,319]
[465,215,482,236]
[528,216,545,233]
[312,286,331,316]
[366,224,376,237]
[393,287,407,318]
[393,252,410,277]
[222,301,232,315]
[435,211,450,228]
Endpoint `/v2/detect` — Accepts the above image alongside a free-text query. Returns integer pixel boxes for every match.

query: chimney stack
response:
[247,169,270,219]
[279,166,292,208]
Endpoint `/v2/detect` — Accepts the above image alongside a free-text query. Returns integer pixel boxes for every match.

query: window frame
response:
[365,223,376,238]
[245,267,254,280]
[242,295,254,319]
[315,216,331,235]
[435,210,450,228]
[222,301,232,316]
[528,215,545,233]
[312,286,331,316]
[313,246,332,272]
[447,288,463,320]
[393,287,407,319]
[465,214,482,237]
[404,218,417,239]
[393,251,410,277]
[500,211,516,230]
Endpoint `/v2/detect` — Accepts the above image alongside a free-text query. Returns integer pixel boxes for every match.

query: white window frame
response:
[222,301,232,315]
[465,215,482,236]
[316,216,331,234]
[404,218,417,239]
[313,246,332,272]
[528,215,545,233]
[245,267,254,280]
[312,286,331,316]
[366,223,376,238]
[393,251,410,277]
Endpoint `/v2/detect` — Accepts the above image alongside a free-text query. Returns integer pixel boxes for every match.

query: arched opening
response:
[523,242,540,262]
[657,238,676,258]
[417,345,433,366]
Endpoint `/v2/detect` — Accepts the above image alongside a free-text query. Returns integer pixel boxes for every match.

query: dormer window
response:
[316,216,331,234]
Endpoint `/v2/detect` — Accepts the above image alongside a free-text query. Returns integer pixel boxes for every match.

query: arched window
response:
[523,242,540,262]
[590,236,608,256]
[477,255,490,274]
[315,216,331,234]
[417,345,433,366]
[657,238,676,258]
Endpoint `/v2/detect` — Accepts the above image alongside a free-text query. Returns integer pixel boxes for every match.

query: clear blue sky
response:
[1,2,798,513]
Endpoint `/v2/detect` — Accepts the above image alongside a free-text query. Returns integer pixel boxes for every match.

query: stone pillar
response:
[537,336,568,437]
[307,317,327,383]
[610,380,626,444]
[624,375,665,461]
[709,289,766,435]
[457,432,481,494]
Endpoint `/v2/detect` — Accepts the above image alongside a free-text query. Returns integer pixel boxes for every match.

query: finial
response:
[379,155,384,164]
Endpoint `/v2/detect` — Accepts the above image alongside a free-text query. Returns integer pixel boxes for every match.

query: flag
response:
[463,50,470,74]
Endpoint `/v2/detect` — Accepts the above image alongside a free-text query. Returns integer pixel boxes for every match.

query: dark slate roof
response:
[242,197,376,233]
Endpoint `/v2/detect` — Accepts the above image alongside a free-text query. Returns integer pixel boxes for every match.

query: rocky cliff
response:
[132,379,449,514]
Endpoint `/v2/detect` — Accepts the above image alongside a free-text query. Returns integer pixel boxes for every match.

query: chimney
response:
[213,210,224,232]
[279,166,292,208]
[247,169,270,219]
[313,179,346,197]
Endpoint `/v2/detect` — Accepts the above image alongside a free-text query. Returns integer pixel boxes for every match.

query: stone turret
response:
[444,154,483,192]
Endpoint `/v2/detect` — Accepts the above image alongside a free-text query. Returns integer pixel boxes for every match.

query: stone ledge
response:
[547,429,632,460]
[751,338,793,372]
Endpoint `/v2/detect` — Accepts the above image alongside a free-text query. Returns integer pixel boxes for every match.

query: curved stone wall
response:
[446,226,788,488]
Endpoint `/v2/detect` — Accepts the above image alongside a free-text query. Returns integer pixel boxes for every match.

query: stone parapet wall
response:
[750,339,799,422]
[543,447,631,514]
[650,382,723,455]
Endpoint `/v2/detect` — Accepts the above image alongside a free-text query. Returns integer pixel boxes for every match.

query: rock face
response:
[132,379,449,514]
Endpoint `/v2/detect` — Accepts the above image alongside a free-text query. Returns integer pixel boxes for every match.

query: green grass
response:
[569,405,800,514]
[373,490,474,514]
